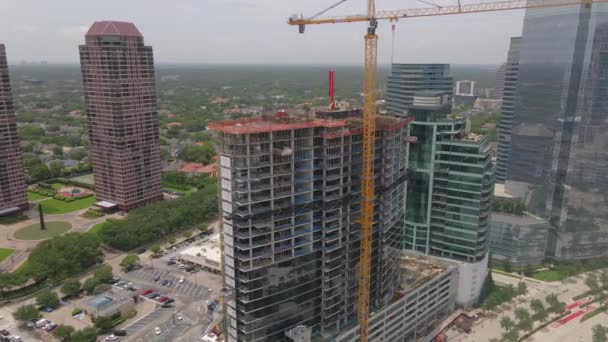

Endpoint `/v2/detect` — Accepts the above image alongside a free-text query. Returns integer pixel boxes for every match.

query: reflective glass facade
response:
[386,64,453,116]
[401,97,494,263]
[500,4,608,259]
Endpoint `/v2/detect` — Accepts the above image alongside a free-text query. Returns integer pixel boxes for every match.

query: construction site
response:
[210,108,411,341]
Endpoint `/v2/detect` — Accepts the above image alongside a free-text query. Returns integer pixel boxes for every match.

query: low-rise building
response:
[86,288,135,318]
[335,252,458,342]
[178,233,222,273]
[490,212,549,267]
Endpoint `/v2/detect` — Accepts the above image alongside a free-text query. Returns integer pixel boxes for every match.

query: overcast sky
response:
[0,0,524,65]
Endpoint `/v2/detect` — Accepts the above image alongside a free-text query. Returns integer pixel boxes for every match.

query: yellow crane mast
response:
[288,0,606,341]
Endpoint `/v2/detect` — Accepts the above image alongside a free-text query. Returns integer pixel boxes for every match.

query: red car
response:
[141,289,154,296]
[157,296,169,303]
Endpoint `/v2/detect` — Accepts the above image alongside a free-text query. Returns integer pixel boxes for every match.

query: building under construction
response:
[210,110,411,342]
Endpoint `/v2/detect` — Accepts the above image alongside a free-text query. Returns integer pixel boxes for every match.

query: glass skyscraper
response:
[499,3,608,260]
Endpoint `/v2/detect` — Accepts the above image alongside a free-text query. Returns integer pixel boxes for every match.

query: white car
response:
[178,264,187,269]
[154,327,162,335]
[176,312,183,321]
[104,335,118,341]
[179,277,185,284]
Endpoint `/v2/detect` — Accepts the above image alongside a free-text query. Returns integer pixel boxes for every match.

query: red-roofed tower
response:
[79,21,162,211]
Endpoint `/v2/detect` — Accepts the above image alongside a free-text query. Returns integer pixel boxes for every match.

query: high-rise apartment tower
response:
[0,44,27,216]
[79,21,162,211]
[211,110,410,341]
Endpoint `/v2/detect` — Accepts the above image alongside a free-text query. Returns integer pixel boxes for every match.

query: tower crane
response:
[288,0,607,341]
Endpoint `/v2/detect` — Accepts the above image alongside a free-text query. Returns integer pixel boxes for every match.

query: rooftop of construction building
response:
[397,253,451,295]
[208,110,413,134]
[208,111,348,134]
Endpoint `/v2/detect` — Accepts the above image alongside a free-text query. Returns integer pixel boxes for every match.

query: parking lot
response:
[115,231,223,342]
[127,267,215,299]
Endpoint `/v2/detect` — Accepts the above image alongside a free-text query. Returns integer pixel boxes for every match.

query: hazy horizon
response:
[1,0,524,65]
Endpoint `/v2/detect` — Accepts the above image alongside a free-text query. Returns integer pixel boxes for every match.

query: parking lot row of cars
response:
[0,329,22,342]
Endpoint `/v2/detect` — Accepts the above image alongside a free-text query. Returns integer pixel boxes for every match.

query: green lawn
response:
[163,186,197,195]
[531,270,563,282]
[27,191,50,201]
[14,221,72,240]
[39,196,96,214]
[0,248,14,263]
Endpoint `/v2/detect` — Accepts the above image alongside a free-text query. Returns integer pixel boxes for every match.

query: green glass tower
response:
[400,91,495,305]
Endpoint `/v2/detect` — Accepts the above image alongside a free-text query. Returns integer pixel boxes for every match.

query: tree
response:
[27,232,101,281]
[593,324,608,342]
[29,163,51,182]
[523,264,535,277]
[587,273,601,293]
[530,299,547,322]
[514,307,533,332]
[82,277,98,294]
[53,325,75,341]
[61,278,81,298]
[546,293,566,313]
[94,315,114,332]
[52,146,64,156]
[94,265,113,284]
[150,245,161,256]
[36,290,60,309]
[120,254,140,270]
[517,282,528,296]
[49,160,64,177]
[183,230,192,238]
[500,316,515,332]
[13,304,40,321]
[600,271,608,290]
[168,237,177,245]
[504,260,513,273]
[71,327,98,342]
[502,328,520,342]
[0,272,15,296]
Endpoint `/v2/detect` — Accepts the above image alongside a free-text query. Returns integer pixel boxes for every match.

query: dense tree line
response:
[179,143,216,165]
[162,172,215,190]
[98,180,218,251]
[27,232,102,281]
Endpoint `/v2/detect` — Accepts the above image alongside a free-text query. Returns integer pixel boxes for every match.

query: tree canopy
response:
[27,232,101,281]
[13,304,40,321]
[98,182,217,251]
[61,278,81,298]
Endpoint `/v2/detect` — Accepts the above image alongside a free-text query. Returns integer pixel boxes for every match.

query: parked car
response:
[9,336,21,342]
[157,296,169,303]
[145,292,159,299]
[179,277,185,284]
[167,261,176,266]
[114,330,127,336]
[176,312,183,321]
[154,275,161,281]
[0,330,8,337]
[167,281,173,287]
[178,264,187,269]
[154,327,161,335]
[104,334,118,341]
[41,306,54,313]
[44,323,57,332]
[35,319,49,328]
[141,289,154,296]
